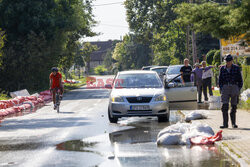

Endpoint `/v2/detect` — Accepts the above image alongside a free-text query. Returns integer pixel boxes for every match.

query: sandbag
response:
[0,102,6,109]
[209,96,221,110]
[40,90,51,95]
[26,96,37,101]
[157,133,182,145]
[185,110,207,122]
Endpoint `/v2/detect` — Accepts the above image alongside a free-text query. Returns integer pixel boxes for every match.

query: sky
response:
[84,0,129,42]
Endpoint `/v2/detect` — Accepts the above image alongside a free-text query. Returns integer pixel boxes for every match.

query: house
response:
[89,40,113,69]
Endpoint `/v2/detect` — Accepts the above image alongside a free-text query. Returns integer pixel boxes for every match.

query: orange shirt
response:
[50,72,62,89]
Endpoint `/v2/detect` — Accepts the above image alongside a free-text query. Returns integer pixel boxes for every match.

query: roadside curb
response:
[178,110,247,166]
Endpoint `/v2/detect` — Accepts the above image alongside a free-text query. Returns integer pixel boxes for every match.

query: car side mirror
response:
[165,82,175,89]
[105,84,112,89]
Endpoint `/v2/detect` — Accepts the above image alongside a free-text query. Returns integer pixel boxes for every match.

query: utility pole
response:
[192,30,197,64]
[186,26,190,60]
[189,0,197,65]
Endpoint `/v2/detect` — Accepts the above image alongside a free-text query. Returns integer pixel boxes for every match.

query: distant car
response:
[164,65,183,83]
[105,70,170,123]
[141,65,158,70]
[150,66,168,81]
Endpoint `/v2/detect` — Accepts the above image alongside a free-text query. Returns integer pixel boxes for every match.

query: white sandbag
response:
[209,96,221,110]
[241,89,250,102]
[185,110,207,122]
[157,133,182,145]
[157,122,190,138]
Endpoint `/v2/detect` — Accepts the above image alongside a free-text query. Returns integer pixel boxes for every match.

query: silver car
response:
[106,71,169,123]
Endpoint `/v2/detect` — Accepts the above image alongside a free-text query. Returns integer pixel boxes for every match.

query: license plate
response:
[130,105,150,110]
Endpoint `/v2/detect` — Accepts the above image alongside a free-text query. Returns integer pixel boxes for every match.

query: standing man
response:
[202,61,213,101]
[219,54,243,128]
[180,58,192,84]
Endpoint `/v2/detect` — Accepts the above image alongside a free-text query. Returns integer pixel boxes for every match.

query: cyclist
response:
[50,67,64,110]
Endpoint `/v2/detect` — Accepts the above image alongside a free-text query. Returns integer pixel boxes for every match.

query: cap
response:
[224,54,233,62]
[194,63,200,67]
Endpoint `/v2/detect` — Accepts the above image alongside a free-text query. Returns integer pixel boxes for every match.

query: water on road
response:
[0,77,235,167]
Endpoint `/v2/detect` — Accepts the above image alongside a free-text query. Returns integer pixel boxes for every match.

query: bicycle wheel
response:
[56,94,60,113]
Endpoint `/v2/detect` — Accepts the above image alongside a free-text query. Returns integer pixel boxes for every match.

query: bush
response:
[94,65,107,75]
[242,65,250,90]
[212,50,221,66]
[206,49,217,65]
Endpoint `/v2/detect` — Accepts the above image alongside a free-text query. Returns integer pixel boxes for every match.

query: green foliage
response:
[80,42,98,75]
[212,50,221,66]
[175,0,250,39]
[112,34,152,70]
[0,0,96,92]
[206,50,216,65]
[104,40,120,72]
[242,65,250,89]
[94,65,107,75]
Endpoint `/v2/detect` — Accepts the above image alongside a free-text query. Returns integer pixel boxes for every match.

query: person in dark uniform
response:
[219,54,243,128]
[180,58,192,84]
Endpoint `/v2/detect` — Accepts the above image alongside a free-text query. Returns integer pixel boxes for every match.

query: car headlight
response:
[112,96,124,102]
[154,94,167,102]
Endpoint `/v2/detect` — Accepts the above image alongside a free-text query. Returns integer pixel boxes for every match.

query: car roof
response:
[150,66,168,69]
[118,70,157,75]
[168,65,183,68]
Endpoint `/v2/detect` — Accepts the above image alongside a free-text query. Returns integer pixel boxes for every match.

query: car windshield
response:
[152,68,167,74]
[115,73,162,88]
[167,66,182,75]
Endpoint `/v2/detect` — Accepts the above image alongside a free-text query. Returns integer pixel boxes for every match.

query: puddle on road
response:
[54,111,236,167]
[56,140,99,154]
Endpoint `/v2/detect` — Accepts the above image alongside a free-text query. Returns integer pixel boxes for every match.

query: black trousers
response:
[202,77,213,101]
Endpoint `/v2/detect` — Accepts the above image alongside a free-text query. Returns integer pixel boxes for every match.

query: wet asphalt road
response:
[0,76,233,167]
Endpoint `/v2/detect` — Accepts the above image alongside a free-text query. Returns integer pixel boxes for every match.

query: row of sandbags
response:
[0,90,52,118]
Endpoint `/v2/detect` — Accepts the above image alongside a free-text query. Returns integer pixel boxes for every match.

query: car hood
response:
[111,88,164,97]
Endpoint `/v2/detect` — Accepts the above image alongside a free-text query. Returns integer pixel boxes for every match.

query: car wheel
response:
[108,108,118,123]
[158,109,170,122]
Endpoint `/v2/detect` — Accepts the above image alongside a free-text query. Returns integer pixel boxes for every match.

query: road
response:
[0,76,233,167]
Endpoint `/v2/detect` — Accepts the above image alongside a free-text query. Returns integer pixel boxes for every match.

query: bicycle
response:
[52,88,62,113]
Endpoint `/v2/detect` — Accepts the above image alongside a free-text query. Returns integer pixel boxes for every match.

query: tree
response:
[0,0,96,91]
[112,34,152,70]
[81,42,98,75]
[206,49,216,65]
[174,0,250,40]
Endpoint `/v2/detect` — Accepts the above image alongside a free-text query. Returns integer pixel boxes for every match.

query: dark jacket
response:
[219,64,243,90]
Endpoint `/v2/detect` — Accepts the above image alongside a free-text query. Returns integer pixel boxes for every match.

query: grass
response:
[63,77,86,93]
[0,92,10,100]
[222,142,242,159]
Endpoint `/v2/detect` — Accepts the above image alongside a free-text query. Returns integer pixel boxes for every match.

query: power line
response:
[99,24,129,28]
[93,2,124,7]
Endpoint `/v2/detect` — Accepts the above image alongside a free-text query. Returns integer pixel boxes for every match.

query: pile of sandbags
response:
[241,89,250,102]
[39,90,52,102]
[208,96,221,110]
[157,122,215,145]
[0,90,52,118]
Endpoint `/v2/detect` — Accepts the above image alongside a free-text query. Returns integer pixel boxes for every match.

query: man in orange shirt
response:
[50,67,64,109]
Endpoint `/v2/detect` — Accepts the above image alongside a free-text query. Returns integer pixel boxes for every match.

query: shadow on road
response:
[0,117,91,131]
[64,88,109,101]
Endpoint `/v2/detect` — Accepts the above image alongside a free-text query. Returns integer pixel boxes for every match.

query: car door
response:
[165,82,197,110]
